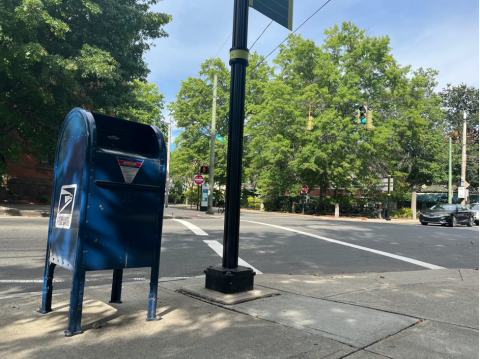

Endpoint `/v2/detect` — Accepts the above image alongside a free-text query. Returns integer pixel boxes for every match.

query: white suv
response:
[469,203,479,225]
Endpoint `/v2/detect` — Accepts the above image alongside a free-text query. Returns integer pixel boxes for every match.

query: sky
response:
[145,0,479,136]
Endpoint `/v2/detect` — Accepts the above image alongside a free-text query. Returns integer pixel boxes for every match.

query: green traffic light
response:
[361,118,366,123]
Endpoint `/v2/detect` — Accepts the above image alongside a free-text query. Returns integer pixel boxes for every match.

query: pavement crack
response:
[458,269,464,281]
[347,319,422,355]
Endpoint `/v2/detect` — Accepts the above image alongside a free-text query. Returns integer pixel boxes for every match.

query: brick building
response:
[1,153,53,202]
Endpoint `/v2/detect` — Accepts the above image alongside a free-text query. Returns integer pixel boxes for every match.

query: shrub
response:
[389,207,419,218]
[38,195,51,204]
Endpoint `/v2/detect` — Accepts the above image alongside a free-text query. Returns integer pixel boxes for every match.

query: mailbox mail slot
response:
[38,108,166,336]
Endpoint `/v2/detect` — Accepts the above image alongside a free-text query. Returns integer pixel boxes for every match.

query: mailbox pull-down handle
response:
[95,180,160,192]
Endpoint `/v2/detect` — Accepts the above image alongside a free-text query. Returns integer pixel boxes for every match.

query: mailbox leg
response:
[37,262,56,314]
[146,263,161,321]
[65,270,86,337]
[110,269,123,303]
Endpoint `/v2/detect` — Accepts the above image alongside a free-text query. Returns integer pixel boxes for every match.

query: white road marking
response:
[204,240,263,274]
[242,220,445,270]
[173,219,208,236]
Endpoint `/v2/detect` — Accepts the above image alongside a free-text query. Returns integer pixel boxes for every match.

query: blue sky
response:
[145,0,479,129]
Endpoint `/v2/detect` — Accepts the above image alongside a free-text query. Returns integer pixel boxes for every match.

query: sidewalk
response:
[0,203,51,217]
[1,269,477,358]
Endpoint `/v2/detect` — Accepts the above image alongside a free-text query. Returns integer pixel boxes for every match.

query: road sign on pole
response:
[194,174,204,185]
[301,184,308,194]
[249,0,294,30]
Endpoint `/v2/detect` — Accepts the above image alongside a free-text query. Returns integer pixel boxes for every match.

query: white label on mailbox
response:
[117,157,144,183]
[56,184,77,229]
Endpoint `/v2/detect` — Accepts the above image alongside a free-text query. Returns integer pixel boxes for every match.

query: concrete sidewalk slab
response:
[366,320,478,359]
[232,293,417,348]
[329,281,479,329]
[343,350,391,358]
[254,269,466,299]
[0,270,477,359]
[0,282,354,359]
[161,277,279,305]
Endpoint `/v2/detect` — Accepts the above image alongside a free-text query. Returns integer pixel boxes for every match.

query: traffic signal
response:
[307,116,313,131]
[200,166,209,174]
[358,106,367,124]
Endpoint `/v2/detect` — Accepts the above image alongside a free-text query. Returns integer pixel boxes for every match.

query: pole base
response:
[204,265,255,294]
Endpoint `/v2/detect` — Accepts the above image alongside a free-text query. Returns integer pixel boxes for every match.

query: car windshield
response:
[430,204,456,211]
[469,204,479,211]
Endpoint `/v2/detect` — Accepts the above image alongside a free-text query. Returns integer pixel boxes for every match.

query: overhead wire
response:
[207,0,334,94]
[214,32,232,58]
[249,20,273,50]
[252,0,334,71]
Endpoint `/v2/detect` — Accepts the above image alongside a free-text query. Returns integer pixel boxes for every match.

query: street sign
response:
[194,174,204,185]
[249,0,294,30]
[301,184,308,194]
[201,183,209,211]
[377,178,394,192]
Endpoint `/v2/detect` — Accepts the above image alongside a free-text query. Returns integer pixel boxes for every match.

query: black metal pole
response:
[204,0,255,294]
[223,0,249,269]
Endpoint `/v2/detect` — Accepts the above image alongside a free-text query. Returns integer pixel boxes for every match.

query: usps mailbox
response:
[37,108,167,336]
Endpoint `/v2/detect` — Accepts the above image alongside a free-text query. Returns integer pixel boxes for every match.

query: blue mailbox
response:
[37,108,167,336]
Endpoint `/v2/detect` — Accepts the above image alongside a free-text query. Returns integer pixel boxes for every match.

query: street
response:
[0,206,478,298]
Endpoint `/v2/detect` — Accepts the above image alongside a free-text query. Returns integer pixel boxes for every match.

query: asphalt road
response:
[0,206,478,298]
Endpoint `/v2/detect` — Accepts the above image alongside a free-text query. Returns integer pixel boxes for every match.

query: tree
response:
[170,22,476,212]
[115,79,166,132]
[440,84,479,190]
[168,58,231,186]
[0,0,171,173]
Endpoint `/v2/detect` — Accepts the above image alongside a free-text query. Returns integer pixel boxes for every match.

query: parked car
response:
[468,203,479,225]
[419,203,475,227]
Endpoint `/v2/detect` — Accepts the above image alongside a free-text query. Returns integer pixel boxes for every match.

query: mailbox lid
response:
[93,112,161,159]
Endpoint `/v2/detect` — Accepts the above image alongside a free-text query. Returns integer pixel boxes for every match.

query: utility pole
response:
[448,137,452,203]
[385,175,392,221]
[164,116,172,208]
[205,0,254,294]
[206,74,217,214]
[460,110,467,205]
[307,102,313,130]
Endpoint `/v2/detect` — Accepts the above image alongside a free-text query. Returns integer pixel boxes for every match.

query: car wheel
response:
[421,222,428,225]
[467,215,473,227]
[449,215,457,227]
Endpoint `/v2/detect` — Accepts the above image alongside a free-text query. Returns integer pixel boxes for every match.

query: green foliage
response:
[389,207,419,218]
[115,79,166,131]
[169,21,478,208]
[440,84,479,190]
[0,0,171,172]
[245,196,261,210]
[168,58,231,187]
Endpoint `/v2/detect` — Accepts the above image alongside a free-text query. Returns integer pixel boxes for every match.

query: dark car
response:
[419,203,475,227]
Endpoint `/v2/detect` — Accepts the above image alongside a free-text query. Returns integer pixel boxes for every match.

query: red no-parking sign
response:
[194,174,204,185]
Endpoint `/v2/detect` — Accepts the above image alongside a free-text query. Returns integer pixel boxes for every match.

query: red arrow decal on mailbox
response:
[117,157,144,183]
